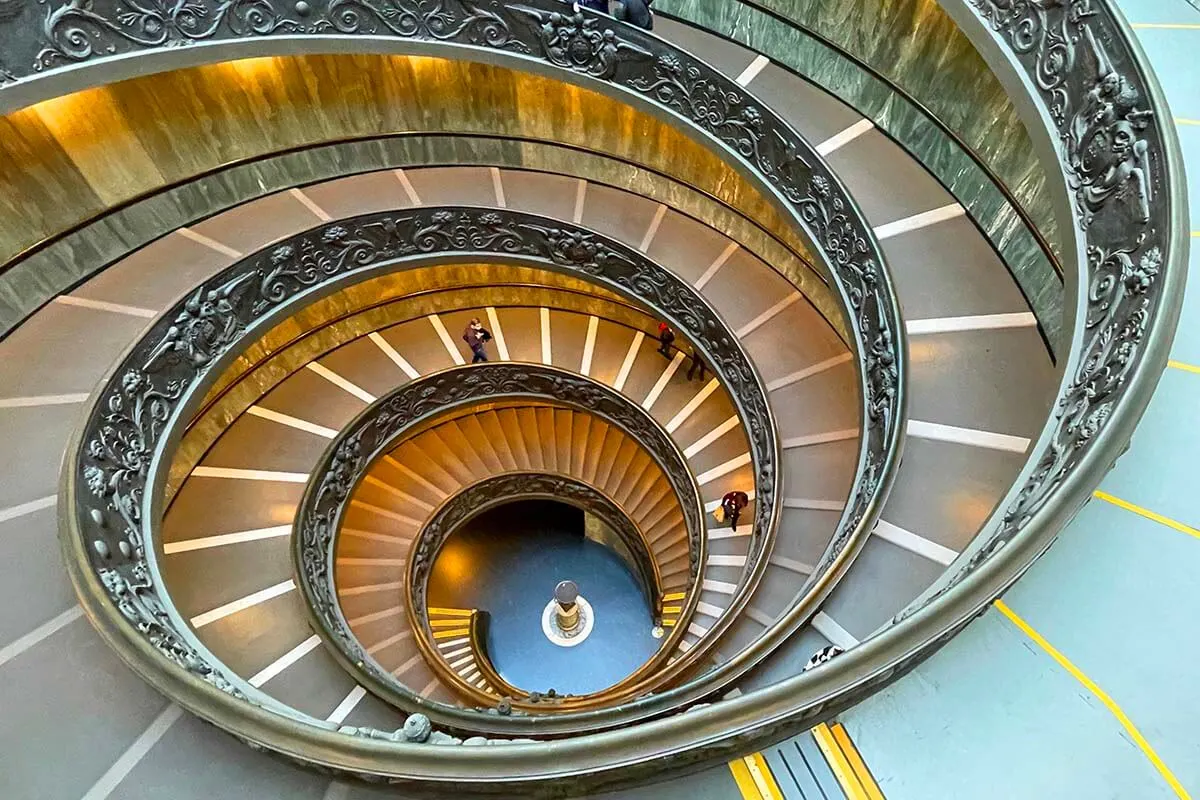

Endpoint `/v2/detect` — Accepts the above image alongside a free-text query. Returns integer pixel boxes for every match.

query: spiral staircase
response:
[0,0,1194,797]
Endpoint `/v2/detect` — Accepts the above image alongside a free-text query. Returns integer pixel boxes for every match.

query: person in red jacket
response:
[656,321,675,358]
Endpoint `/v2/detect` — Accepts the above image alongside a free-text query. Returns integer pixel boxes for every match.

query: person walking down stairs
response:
[718,490,750,532]
[687,346,706,382]
[657,322,675,359]
[463,318,493,364]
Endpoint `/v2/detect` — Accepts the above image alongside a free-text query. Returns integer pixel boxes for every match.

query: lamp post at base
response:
[554,580,580,632]
[541,580,594,647]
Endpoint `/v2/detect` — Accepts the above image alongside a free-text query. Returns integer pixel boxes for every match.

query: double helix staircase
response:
[0,0,1184,796]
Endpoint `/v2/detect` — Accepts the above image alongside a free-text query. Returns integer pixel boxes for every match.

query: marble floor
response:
[426,500,661,695]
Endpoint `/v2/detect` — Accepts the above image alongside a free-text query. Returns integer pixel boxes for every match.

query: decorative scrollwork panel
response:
[292,364,705,715]
[69,206,786,738]
[895,1,1180,616]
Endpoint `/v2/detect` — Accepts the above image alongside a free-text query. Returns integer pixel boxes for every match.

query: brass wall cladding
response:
[0,53,811,271]
[0,134,841,340]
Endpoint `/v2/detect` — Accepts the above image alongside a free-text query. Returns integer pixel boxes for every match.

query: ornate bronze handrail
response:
[22,0,905,609]
[888,1,1186,612]
[43,0,1182,794]
[44,0,906,785]
[403,471,674,709]
[64,205,813,737]
[296,371,702,721]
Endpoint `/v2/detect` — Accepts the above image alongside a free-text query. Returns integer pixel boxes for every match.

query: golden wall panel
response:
[0,54,809,267]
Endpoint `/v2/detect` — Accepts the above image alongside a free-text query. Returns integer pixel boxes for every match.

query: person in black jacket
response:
[613,0,653,29]
[687,346,706,382]
[463,318,493,364]
[720,490,750,532]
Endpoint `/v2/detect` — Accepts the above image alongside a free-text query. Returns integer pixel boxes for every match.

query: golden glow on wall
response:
[220,55,283,80]
[431,540,474,586]
[0,52,807,270]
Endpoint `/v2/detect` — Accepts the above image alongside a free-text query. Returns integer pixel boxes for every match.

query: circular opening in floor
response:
[426,498,661,696]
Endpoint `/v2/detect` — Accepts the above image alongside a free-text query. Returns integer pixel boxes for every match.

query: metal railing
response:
[31,0,914,788]
[297,373,706,724]
[64,204,848,740]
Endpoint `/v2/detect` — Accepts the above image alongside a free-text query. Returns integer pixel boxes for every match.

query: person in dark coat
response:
[687,346,706,382]
[613,0,653,29]
[720,490,750,532]
[463,318,493,364]
[656,321,675,358]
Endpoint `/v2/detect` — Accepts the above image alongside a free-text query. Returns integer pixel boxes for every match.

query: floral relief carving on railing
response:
[9,0,902,591]
[71,206,777,733]
[295,365,705,706]
[899,0,1174,617]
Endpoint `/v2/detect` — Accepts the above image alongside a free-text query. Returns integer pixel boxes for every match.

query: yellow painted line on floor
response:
[727,753,783,799]
[831,723,885,800]
[661,605,683,614]
[812,723,870,800]
[1094,490,1200,541]
[728,756,762,799]
[744,753,783,800]
[662,591,687,601]
[994,600,1191,799]
[661,618,677,627]
[1168,359,1200,375]
[427,607,474,617]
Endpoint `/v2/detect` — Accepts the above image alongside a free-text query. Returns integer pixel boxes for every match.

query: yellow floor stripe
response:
[726,753,782,799]
[831,724,885,800]
[813,723,870,800]
[728,756,762,799]
[744,753,784,800]
[1168,359,1200,375]
[427,607,474,617]
[661,605,683,614]
[431,628,470,639]
[1094,490,1200,541]
[994,600,1191,799]
[663,591,687,601]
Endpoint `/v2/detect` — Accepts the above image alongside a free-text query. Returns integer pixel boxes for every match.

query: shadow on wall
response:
[427,500,660,694]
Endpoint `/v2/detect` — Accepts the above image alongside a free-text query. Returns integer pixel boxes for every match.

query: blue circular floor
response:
[426,500,661,695]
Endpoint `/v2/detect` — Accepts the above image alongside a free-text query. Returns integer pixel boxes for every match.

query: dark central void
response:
[426,499,660,695]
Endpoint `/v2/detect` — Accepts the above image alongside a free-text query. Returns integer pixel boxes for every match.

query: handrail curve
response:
[407,469,681,707]
[408,472,669,707]
[38,0,914,787]
[298,369,704,721]
[64,205,864,746]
